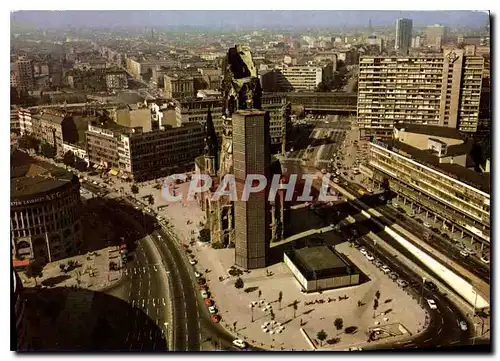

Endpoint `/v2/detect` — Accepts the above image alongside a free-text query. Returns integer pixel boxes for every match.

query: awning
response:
[13,258,30,268]
[109,169,119,176]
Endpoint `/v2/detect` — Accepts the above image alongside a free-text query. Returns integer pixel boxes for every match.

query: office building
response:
[366,124,490,253]
[85,120,204,181]
[233,110,272,269]
[425,24,446,49]
[11,57,35,92]
[280,66,323,91]
[395,18,413,54]
[357,48,484,139]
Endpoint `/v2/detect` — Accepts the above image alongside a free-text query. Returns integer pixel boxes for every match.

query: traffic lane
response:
[155,230,201,351]
[379,205,490,283]
[156,226,263,352]
[152,232,195,351]
[357,236,470,348]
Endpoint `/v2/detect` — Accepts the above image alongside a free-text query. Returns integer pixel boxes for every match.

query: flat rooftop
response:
[285,246,358,280]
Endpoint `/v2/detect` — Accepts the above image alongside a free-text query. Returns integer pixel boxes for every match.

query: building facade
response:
[357,49,484,139]
[368,133,490,252]
[395,18,413,54]
[11,57,35,92]
[280,66,323,91]
[424,24,446,49]
[11,151,83,265]
[233,110,272,269]
[106,71,128,91]
[11,105,20,134]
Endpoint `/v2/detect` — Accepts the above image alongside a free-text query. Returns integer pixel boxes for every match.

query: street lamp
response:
[420,277,426,305]
[249,303,255,323]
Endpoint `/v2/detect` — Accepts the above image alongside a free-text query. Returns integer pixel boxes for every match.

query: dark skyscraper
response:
[233,110,271,269]
[395,18,412,54]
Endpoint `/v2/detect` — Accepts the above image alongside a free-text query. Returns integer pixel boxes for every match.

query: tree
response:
[62,151,75,167]
[131,184,139,194]
[40,141,56,159]
[148,195,155,205]
[292,300,299,318]
[278,291,283,310]
[334,318,344,335]
[25,260,44,286]
[234,277,244,289]
[373,298,379,318]
[316,330,328,347]
[199,229,211,243]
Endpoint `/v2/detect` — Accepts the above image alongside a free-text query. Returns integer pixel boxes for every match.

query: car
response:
[464,247,476,255]
[480,255,490,264]
[458,320,468,331]
[374,260,384,268]
[359,247,368,255]
[424,281,439,292]
[389,272,399,280]
[199,285,208,291]
[189,259,197,265]
[396,279,408,288]
[197,277,207,286]
[365,253,374,261]
[232,339,248,349]
[460,250,469,257]
[204,298,213,306]
[333,178,339,183]
[423,222,432,228]
[211,314,221,323]
[380,265,391,274]
[426,299,438,310]
[208,306,217,314]
[321,169,327,174]
[194,271,202,278]
[201,290,209,298]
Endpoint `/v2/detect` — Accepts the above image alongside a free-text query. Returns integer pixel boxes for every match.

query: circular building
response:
[11,150,83,264]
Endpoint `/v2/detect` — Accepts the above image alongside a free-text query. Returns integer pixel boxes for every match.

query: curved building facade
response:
[11,150,83,264]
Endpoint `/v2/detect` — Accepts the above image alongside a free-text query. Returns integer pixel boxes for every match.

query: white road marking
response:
[437,327,442,335]
[424,338,431,343]
[125,332,130,343]
[132,300,135,307]
[447,305,452,312]
[436,309,441,314]
[451,340,459,345]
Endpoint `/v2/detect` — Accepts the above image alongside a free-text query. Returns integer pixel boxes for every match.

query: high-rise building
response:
[11,57,35,92]
[233,110,272,269]
[357,48,484,139]
[395,18,413,54]
[425,24,446,49]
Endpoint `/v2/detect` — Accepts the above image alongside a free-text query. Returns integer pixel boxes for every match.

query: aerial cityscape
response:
[10,10,491,352]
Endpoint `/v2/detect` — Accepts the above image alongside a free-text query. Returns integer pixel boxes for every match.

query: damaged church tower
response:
[195,45,288,269]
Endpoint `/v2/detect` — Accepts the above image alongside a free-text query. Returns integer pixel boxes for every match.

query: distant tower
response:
[368,18,373,34]
[395,18,413,54]
[233,110,272,269]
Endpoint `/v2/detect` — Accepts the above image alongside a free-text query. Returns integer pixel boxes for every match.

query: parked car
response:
[389,272,399,280]
[423,222,432,228]
[365,253,374,261]
[464,247,476,255]
[424,281,439,292]
[189,259,197,265]
[208,306,217,314]
[426,299,438,310]
[396,279,409,288]
[460,250,469,257]
[374,260,384,268]
[232,339,248,349]
[194,271,202,278]
[359,247,368,255]
[480,255,490,264]
[415,218,424,224]
[211,314,221,323]
[201,290,209,298]
[458,320,468,331]
[380,265,391,274]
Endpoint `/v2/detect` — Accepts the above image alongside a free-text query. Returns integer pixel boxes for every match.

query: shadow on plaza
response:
[18,286,167,351]
[80,197,161,258]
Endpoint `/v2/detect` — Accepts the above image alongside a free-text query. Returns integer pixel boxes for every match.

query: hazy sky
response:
[11,10,489,29]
